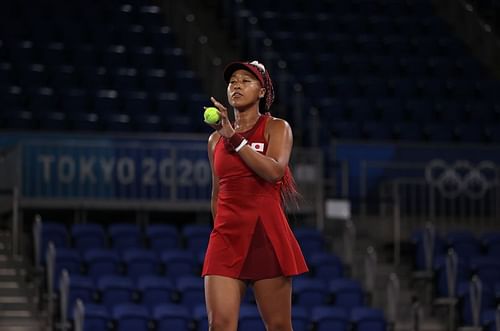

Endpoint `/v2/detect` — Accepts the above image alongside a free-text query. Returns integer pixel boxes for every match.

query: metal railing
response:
[353,158,500,265]
[387,272,400,326]
[45,242,55,330]
[73,299,85,331]
[59,270,70,331]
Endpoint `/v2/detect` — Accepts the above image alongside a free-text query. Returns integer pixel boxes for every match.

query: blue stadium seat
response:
[145,224,180,252]
[93,89,120,114]
[152,303,191,331]
[19,64,48,88]
[54,248,83,280]
[102,45,129,68]
[97,275,135,307]
[160,249,196,279]
[329,278,365,308]
[0,109,36,130]
[239,304,265,331]
[82,303,109,331]
[362,121,393,141]
[27,87,58,112]
[359,77,389,97]
[193,304,208,331]
[41,42,68,66]
[293,227,325,257]
[480,308,500,331]
[481,232,500,257]
[133,113,163,131]
[122,248,160,279]
[119,25,147,48]
[293,278,329,307]
[458,279,496,326]
[433,253,470,298]
[446,231,482,261]
[423,123,454,142]
[68,275,96,313]
[176,275,205,306]
[175,70,202,96]
[71,44,98,67]
[350,307,387,331]
[181,224,211,253]
[356,34,384,54]
[331,76,360,97]
[42,222,69,250]
[136,275,175,308]
[112,303,150,331]
[71,224,107,251]
[342,54,372,76]
[406,98,436,122]
[469,257,500,289]
[50,65,78,89]
[80,67,110,91]
[411,228,447,271]
[10,40,37,65]
[111,67,139,91]
[108,223,143,250]
[141,68,171,92]
[291,306,310,331]
[346,97,378,121]
[154,91,181,113]
[150,26,175,49]
[83,249,121,279]
[160,48,186,72]
[302,75,331,99]
[60,88,89,113]
[121,90,150,114]
[311,306,349,331]
[130,46,157,68]
[309,252,344,281]
[330,121,362,140]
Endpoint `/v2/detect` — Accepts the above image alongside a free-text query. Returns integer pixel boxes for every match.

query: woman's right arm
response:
[208,131,220,219]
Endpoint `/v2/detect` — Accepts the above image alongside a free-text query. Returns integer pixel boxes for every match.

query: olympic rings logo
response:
[425,159,498,199]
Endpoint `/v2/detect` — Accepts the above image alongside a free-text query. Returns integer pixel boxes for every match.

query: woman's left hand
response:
[209,97,235,138]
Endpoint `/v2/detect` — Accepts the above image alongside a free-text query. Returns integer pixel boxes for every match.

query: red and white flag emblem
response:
[250,142,265,152]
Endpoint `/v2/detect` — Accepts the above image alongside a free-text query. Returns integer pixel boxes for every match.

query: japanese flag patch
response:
[250,142,265,152]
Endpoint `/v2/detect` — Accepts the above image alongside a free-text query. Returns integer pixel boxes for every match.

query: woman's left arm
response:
[237,118,292,183]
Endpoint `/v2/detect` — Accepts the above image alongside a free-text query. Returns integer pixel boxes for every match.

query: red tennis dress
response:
[202,115,308,280]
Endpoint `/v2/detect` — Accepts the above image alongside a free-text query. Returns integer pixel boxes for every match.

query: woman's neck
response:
[233,108,261,132]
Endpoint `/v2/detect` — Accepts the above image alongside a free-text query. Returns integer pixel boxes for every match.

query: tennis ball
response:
[204,107,221,125]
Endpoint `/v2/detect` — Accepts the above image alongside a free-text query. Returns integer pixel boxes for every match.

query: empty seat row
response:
[270,32,464,57]
[0,86,205,113]
[299,77,496,99]
[0,109,203,133]
[53,247,204,281]
[286,53,484,79]
[42,222,331,258]
[316,97,500,123]
[0,43,184,68]
[75,302,386,331]
[63,272,368,312]
[412,229,500,271]
[0,3,166,29]
[256,12,444,36]
[42,223,212,252]
[320,121,500,143]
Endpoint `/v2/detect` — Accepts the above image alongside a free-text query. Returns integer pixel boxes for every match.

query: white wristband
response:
[234,138,248,152]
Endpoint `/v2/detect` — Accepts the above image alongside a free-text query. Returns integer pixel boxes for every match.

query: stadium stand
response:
[1,0,500,330]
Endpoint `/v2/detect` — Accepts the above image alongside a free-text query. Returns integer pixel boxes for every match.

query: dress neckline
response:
[236,114,267,138]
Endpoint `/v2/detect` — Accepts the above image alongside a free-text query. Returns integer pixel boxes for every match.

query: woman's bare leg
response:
[204,275,247,331]
[253,276,293,331]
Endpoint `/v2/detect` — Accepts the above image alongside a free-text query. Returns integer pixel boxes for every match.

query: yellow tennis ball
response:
[204,107,221,125]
